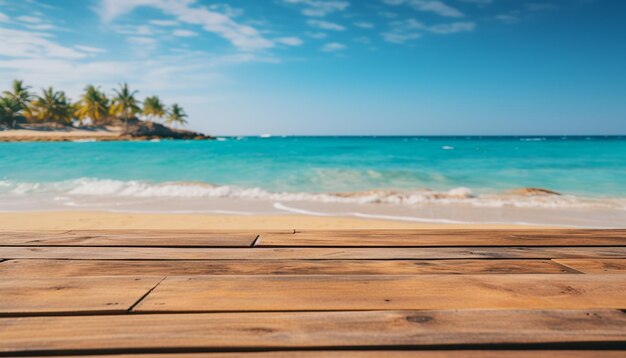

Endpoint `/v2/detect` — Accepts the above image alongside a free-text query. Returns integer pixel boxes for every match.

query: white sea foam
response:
[72,139,97,143]
[0,178,624,210]
[274,202,335,216]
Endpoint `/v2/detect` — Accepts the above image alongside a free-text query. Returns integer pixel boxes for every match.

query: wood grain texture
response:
[135,274,626,312]
[553,259,626,274]
[260,230,626,247]
[41,353,626,358]
[1,310,624,354]
[0,276,162,315]
[0,259,578,277]
[2,230,624,356]
[0,230,258,247]
[2,246,625,260]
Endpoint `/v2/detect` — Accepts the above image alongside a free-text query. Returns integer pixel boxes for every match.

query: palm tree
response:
[75,85,110,126]
[30,87,73,124]
[3,80,32,115]
[142,95,166,123]
[166,103,188,128]
[0,97,26,128]
[110,83,141,129]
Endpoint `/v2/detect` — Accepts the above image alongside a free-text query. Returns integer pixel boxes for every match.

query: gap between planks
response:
[3,230,626,248]
[0,276,165,316]
[259,230,626,247]
[0,231,262,248]
[552,259,626,274]
[128,276,167,312]
[3,352,621,358]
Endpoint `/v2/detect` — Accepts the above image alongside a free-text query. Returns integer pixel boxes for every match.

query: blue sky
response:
[0,0,624,135]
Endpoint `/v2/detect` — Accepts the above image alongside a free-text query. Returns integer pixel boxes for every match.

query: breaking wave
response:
[1,178,625,210]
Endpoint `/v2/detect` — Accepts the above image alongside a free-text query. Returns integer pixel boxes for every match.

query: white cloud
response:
[128,36,157,45]
[207,3,244,18]
[24,23,57,31]
[275,37,304,46]
[382,0,464,18]
[127,36,158,54]
[98,0,274,51]
[382,31,421,44]
[0,27,87,59]
[382,18,423,43]
[321,42,346,52]
[149,19,179,26]
[354,21,374,29]
[382,18,473,43]
[74,45,107,54]
[283,0,349,17]
[172,29,198,37]
[14,14,59,30]
[0,12,8,22]
[16,15,42,23]
[0,49,278,106]
[428,21,475,34]
[307,19,345,31]
[112,24,155,36]
[460,0,492,5]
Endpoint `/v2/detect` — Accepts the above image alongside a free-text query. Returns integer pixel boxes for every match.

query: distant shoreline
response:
[0,125,214,142]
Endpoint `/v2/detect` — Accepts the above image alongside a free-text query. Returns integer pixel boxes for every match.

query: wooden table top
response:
[0,229,624,357]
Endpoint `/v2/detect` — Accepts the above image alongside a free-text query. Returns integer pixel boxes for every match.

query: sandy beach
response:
[0,211,546,230]
[0,128,122,142]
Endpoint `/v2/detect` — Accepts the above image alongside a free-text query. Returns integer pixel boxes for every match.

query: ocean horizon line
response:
[213,134,626,138]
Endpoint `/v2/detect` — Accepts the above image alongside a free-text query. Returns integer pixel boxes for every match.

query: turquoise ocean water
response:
[1,136,626,225]
[1,136,625,195]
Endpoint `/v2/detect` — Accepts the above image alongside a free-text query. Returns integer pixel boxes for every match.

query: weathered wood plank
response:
[0,230,258,247]
[553,259,626,274]
[0,259,577,277]
[37,353,626,358]
[2,246,625,260]
[260,230,626,247]
[1,310,624,354]
[0,276,162,315]
[135,274,626,312]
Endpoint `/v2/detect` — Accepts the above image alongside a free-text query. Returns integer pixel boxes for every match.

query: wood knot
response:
[406,315,433,324]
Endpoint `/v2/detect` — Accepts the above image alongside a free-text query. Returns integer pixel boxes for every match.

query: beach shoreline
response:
[0,128,122,142]
[0,211,554,230]
[0,125,212,142]
[2,136,624,228]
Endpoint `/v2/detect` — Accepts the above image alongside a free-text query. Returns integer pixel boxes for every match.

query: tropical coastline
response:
[0,80,212,141]
[0,125,212,142]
